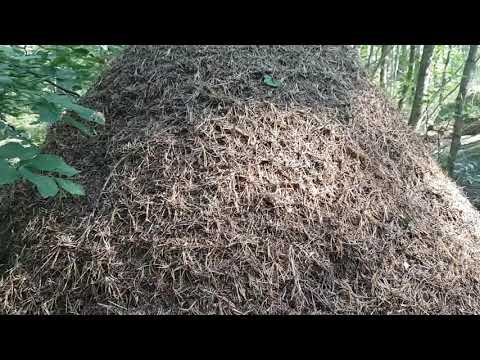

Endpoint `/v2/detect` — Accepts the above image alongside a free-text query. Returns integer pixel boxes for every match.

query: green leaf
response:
[45,94,105,125]
[55,178,85,196]
[55,69,77,90]
[55,68,77,81]
[0,159,18,185]
[0,142,39,160]
[50,54,69,67]
[72,48,90,56]
[62,116,96,137]
[22,154,79,177]
[0,76,12,85]
[262,74,281,88]
[18,167,59,198]
[32,98,61,124]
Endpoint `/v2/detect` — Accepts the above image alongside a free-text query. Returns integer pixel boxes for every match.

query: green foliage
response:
[0,45,123,198]
[22,154,79,177]
[360,45,477,118]
[55,178,86,196]
[0,141,39,160]
[0,139,84,197]
[361,45,480,206]
[18,167,59,198]
[0,159,18,185]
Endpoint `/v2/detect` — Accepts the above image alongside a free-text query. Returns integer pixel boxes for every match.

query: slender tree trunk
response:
[398,45,417,111]
[393,46,400,79]
[439,45,452,103]
[374,46,381,64]
[395,45,407,81]
[423,46,453,132]
[394,45,407,99]
[366,45,374,70]
[420,47,443,137]
[413,45,423,77]
[410,45,421,104]
[371,46,381,75]
[447,45,479,177]
[408,45,435,128]
[422,48,438,131]
[378,45,391,89]
[389,46,399,95]
[372,46,392,79]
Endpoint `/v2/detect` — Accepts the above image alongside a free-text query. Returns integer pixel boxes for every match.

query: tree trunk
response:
[387,45,401,96]
[370,46,381,75]
[397,45,407,79]
[447,45,479,177]
[413,45,423,78]
[366,45,374,70]
[379,45,391,89]
[422,48,439,132]
[374,46,381,64]
[408,45,435,128]
[438,45,452,103]
[398,45,417,111]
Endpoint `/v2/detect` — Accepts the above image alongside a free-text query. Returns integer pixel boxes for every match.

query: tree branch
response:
[43,79,81,97]
[20,69,82,97]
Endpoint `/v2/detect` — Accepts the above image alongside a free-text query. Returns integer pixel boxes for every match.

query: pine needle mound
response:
[2,45,480,314]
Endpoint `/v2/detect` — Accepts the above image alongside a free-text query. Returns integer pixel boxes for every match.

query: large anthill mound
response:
[1,46,480,314]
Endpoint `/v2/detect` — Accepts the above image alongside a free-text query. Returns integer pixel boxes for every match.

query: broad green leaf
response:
[45,94,105,125]
[55,68,77,81]
[55,178,85,196]
[32,99,61,124]
[63,116,96,137]
[55,69,77,90]
[57,78,76,91]
[22,154,79,177]
[18,167,59,198]
[72,48,90,56]
[0,142,39,160]
[0,159,18,185]
[0,76,12,85]
[262,74,281,88]
[50,54,69,67]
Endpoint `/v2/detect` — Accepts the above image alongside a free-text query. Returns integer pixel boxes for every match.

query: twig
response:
[10,69,82,97]
[43,79,81,98]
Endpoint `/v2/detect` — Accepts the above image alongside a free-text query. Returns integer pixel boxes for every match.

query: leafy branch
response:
[0,45,119,198]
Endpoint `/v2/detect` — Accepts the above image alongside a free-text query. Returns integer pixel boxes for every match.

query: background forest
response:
[1,45,479,208]
[359,45,480,207]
